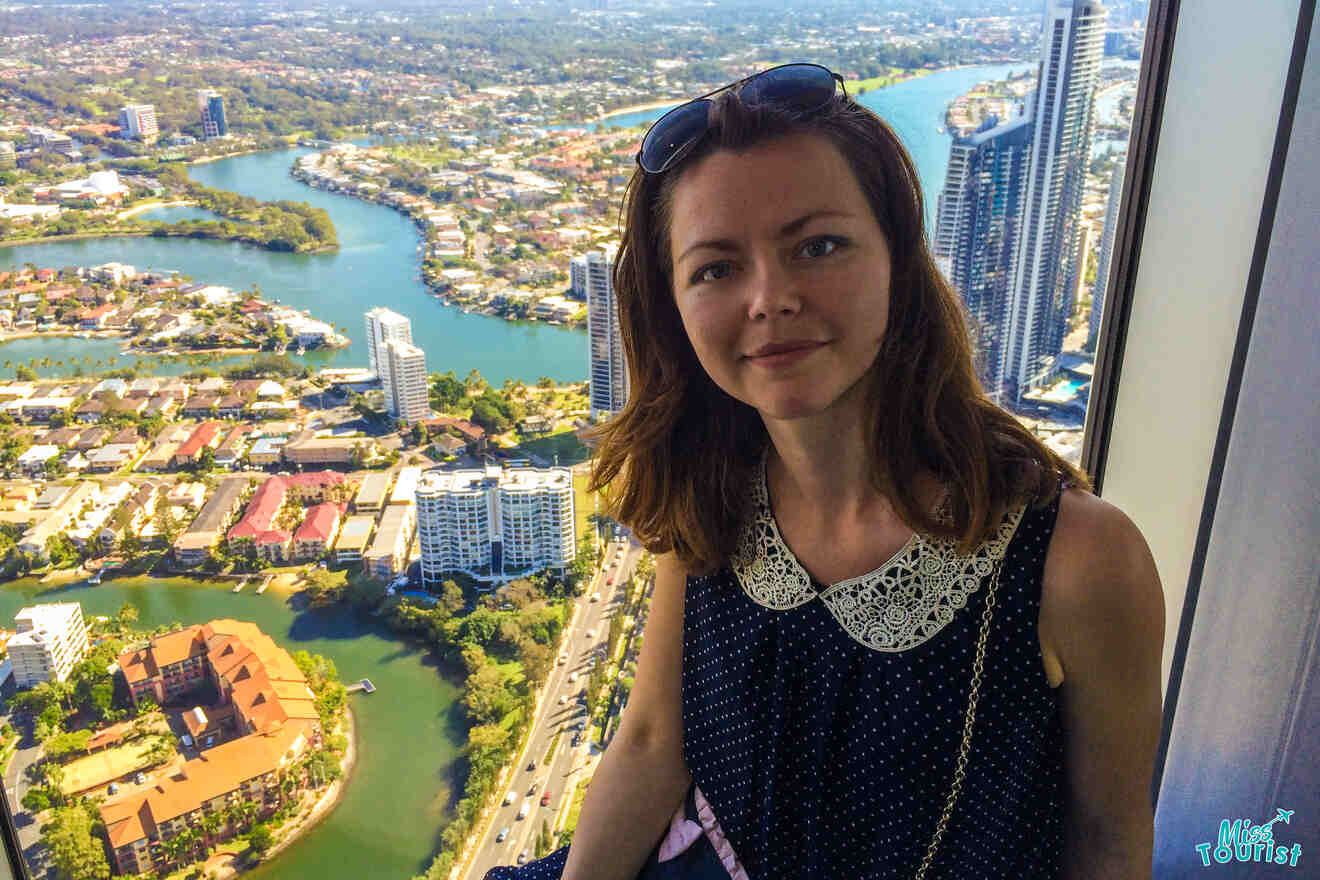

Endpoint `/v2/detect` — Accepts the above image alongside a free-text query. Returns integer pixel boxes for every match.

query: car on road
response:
[107,782,119,795]
[527,759,536,771]
[134,772,146,785]
[505,790,517,805]
[529,781,539,795]
[571,733,581,747]
[518,799,531,820]
[558,694,567,705]
[586,629,596,639]
[607,577,614,585]
[568,672,578,683]
[540,791,551,807]
[590,592,600,602]
[558,654,568,665]
[497,827,510,843]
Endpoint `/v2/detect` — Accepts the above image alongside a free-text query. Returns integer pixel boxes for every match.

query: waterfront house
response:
[353,472,392,513]
[332,514,375,564]
[246,436,286,467]
[78,303,117,330]
[92,378,128,398]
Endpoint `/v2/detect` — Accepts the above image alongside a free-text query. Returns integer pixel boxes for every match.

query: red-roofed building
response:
[78,303,117,329]
[226,477,291,561]
[172,421,223,468]
[34,268,56,282]
[105,620,321,876]
[291,502,343,561]
[286,470,352,504]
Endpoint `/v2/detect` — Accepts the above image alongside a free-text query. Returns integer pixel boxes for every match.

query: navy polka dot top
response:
[487,475,1069,880]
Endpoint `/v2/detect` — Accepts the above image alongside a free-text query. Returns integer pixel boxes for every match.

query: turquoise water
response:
[0,64,1029,381]
[136,204,228,223]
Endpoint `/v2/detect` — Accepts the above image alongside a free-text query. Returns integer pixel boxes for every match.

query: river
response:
[0,576,465,880]
[0,63,1031,384]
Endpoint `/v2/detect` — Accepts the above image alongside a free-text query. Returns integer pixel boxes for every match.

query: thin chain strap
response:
[912,554,1004,880]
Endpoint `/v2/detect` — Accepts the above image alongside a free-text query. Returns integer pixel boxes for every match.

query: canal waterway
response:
[0,576,466,880]
[0,63,1030,384]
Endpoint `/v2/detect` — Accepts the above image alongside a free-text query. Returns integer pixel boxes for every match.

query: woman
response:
[487,63,1164,880]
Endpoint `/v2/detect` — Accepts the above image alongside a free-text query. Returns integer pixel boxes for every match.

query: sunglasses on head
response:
[635,62,848,175]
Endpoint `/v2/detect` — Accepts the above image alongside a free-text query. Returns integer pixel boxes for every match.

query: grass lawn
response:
[564,776,592,833]
[543,731,561,765]
[512,428,592,467]
[61,733,173,795]
[572,471,596,545]
[843,68,930,93]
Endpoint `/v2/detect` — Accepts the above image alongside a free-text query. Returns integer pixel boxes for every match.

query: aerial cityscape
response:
[0,0,1149,877]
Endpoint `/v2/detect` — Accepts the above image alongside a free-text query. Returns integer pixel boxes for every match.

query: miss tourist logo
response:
[1195,809,1303,868]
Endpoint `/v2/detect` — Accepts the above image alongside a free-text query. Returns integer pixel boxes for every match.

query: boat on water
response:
[295,345,306,356]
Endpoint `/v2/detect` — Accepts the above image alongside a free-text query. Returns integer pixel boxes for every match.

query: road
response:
[3,712,52,879]
[464,538,640,878]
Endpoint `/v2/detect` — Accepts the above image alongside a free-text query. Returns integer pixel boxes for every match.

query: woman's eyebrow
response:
[675,210,854,267]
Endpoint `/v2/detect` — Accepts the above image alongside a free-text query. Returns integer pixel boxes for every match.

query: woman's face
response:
[667,132,893,425]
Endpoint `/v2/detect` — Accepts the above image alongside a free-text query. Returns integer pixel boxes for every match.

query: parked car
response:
[497,827,510,843]
[134,772,146,785]
[107,782,119,795]
[518,851,529,865]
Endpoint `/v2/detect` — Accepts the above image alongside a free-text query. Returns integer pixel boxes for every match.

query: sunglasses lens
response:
[640,100,712,173]
[739,64,835,112]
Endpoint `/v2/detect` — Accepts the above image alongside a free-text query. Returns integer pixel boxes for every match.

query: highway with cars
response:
[464,537,640,877]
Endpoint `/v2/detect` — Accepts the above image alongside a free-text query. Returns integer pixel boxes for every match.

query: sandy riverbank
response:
[0,231,153,248]
[116,199,198,220]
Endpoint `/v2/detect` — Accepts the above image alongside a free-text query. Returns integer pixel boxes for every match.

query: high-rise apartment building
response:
[1003,0,1107,405]
[198,90,228,139]
[934,113,1034,389]
[416,465,574,588]
[117,105,159,143]
[10,602,89,688]
[570,254,588,301]
[0,141,15,170]
[936,0,1106,407]
[1088,160,1125,353]
[382,338,429,423]
[364,307,413,378]
[585,247,628,419]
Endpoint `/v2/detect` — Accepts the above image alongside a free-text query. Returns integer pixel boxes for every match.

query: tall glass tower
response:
[1003,0,1107,406]
[198,90,228,139]
[585,247,628,420]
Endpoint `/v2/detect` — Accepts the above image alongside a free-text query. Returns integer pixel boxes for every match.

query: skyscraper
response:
[1088,159,1125,353]
[936,0,1106,407]
[364,307,413,378]
[934,113,1034,386]
[198,90,228,139]
[585,247,628,420]
[117,105,159,143]
[381,338,429,423]
[1003,0,1107,406]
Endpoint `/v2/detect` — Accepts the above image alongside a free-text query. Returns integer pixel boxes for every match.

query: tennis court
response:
[60,734,173,795]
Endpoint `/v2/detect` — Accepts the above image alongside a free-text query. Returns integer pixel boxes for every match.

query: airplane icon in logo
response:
[1259,808,1294,833]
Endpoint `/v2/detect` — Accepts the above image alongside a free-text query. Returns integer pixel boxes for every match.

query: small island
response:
[0,263,347,360]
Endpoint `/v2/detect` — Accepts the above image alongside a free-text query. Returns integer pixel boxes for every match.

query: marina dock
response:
[256,575,273,595]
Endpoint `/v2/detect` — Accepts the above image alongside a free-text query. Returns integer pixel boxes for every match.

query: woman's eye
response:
[799,236,845,259]
[692,262,732,284]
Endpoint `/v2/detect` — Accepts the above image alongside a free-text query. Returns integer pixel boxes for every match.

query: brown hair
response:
[583,87,1093,573]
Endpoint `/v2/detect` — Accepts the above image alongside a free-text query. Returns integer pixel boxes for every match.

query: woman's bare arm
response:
[561,552,693,880]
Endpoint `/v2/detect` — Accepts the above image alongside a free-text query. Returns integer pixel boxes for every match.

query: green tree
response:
[247,823,274,857]
[42,805,110,880]
[117,602,139,629]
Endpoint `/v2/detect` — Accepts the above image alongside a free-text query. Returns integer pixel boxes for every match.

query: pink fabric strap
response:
[655,785,750,880]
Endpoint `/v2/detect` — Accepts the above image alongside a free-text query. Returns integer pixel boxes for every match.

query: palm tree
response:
[1,361,10,371]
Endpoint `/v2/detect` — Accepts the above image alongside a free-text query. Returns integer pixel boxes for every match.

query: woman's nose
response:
[746,261,802,320]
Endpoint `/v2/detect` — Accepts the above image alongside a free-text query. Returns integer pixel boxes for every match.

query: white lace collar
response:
[729,450,1028,652]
